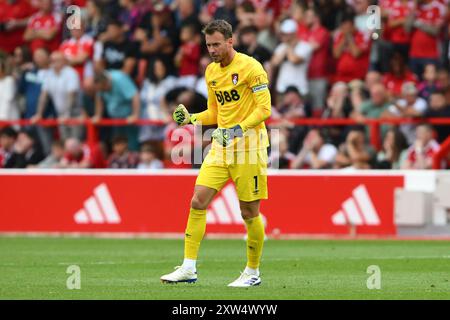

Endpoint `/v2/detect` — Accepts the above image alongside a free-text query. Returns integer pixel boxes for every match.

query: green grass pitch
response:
[0,237,449,299]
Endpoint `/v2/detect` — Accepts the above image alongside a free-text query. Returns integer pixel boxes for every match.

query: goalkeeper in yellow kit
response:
[160,19,271,287]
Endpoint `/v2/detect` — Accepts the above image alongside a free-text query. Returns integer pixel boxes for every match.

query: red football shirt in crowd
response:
[333,30,371,83]
[299,24,331,79]
[410,0,445,59]
[383,71,418,97]
[406,139,440,166]
[26,10,62,53]
[384,0,414,44]
[0,0,36,53]
[179,42,201,76]
[59,34,94,81]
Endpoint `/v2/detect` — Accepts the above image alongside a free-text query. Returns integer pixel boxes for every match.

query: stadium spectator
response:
[93,69,140,151]
[23,0,61,54]
[60,137,93,168]
[438,68,450,90]
[334,127,375,169]
[272,86,311,121]
[332,12,370,83]
[424,90,450,142]
[134,5,178,73]
[194,54,212,98]
[11,45,34,81]
[139,58,176,143]
[85,0,108,39]
[268,130,295,169]
[0,127,18,168]
[381,0,414,64]
[401,123,440,169]
[376,128,409,169]
[4,128,44,168]
[137,143,164,169]
[271,86,310,153]
[382,52,418,99]
[322,81,354,146]
[237,25,272,68]
[118,0,142,38]
[271,18,312,98]
[175,23,201,89]
[383,82,428,144]
[418,63,440,101]
[59,19,94,86]
[407,0,444,79]
[0,0,36,54]
[299,6,331,111]
[31,50,83,141]
[95,19,139,76]
[324,82,353,119]
[36,139,64,168]
[107,135,139,168]
[352,83,391,122]
[291,128,338,169]
[213,0,238,29]
[17,48,55,153]
[175,0,201,31]
[0,55,20,121]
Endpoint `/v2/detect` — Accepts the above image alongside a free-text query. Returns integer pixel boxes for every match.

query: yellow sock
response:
[244,214,265,269]
[184,208,207,260]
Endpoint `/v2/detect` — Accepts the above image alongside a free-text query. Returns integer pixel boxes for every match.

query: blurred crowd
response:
[0,0,450,170]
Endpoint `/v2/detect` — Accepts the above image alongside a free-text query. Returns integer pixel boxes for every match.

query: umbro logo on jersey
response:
[74,184,122,224]
[331,184,381,226]
[232,73,238,85]
[210,80,217,86]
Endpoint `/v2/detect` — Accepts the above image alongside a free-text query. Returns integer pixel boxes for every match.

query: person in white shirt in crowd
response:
[291,128,338,169]
[0,56,19,121]
[382,81,428,144]
[401,123,440,170]
[137,143,164,169]
[139,58,177,143]
[31,51,83,141]
[194,54,211,99]
[271,18,313,100]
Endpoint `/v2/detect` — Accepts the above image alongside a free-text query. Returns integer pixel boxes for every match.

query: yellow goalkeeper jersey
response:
[193,51,271,151]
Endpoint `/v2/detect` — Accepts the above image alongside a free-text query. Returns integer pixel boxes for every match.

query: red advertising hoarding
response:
[0,171,404,236]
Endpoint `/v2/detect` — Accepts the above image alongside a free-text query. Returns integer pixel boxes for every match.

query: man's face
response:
[107,24,123,41]
[304,10,315,27]
[205,31,233,63]
[416,126,432,144]
[280,32,296,44]
[240,31,256,47]
[404,93,417,105]
[50,52,65,71]
[371,85,386,106]
[429,94,446,110]
[33,49,49,68]
[0,135,14,150]
[113,142,127,155]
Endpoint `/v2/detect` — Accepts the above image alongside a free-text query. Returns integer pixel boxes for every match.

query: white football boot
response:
[227,271,261,287]
[160,266,197,284]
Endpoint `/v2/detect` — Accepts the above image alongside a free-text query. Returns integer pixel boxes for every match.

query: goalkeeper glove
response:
[211,125,244,147]
[173,104,192,126]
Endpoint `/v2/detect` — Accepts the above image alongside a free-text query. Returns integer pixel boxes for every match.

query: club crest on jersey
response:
[232,73,238,85]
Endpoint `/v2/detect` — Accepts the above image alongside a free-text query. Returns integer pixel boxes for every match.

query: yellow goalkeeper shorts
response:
[195,147,268,202]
